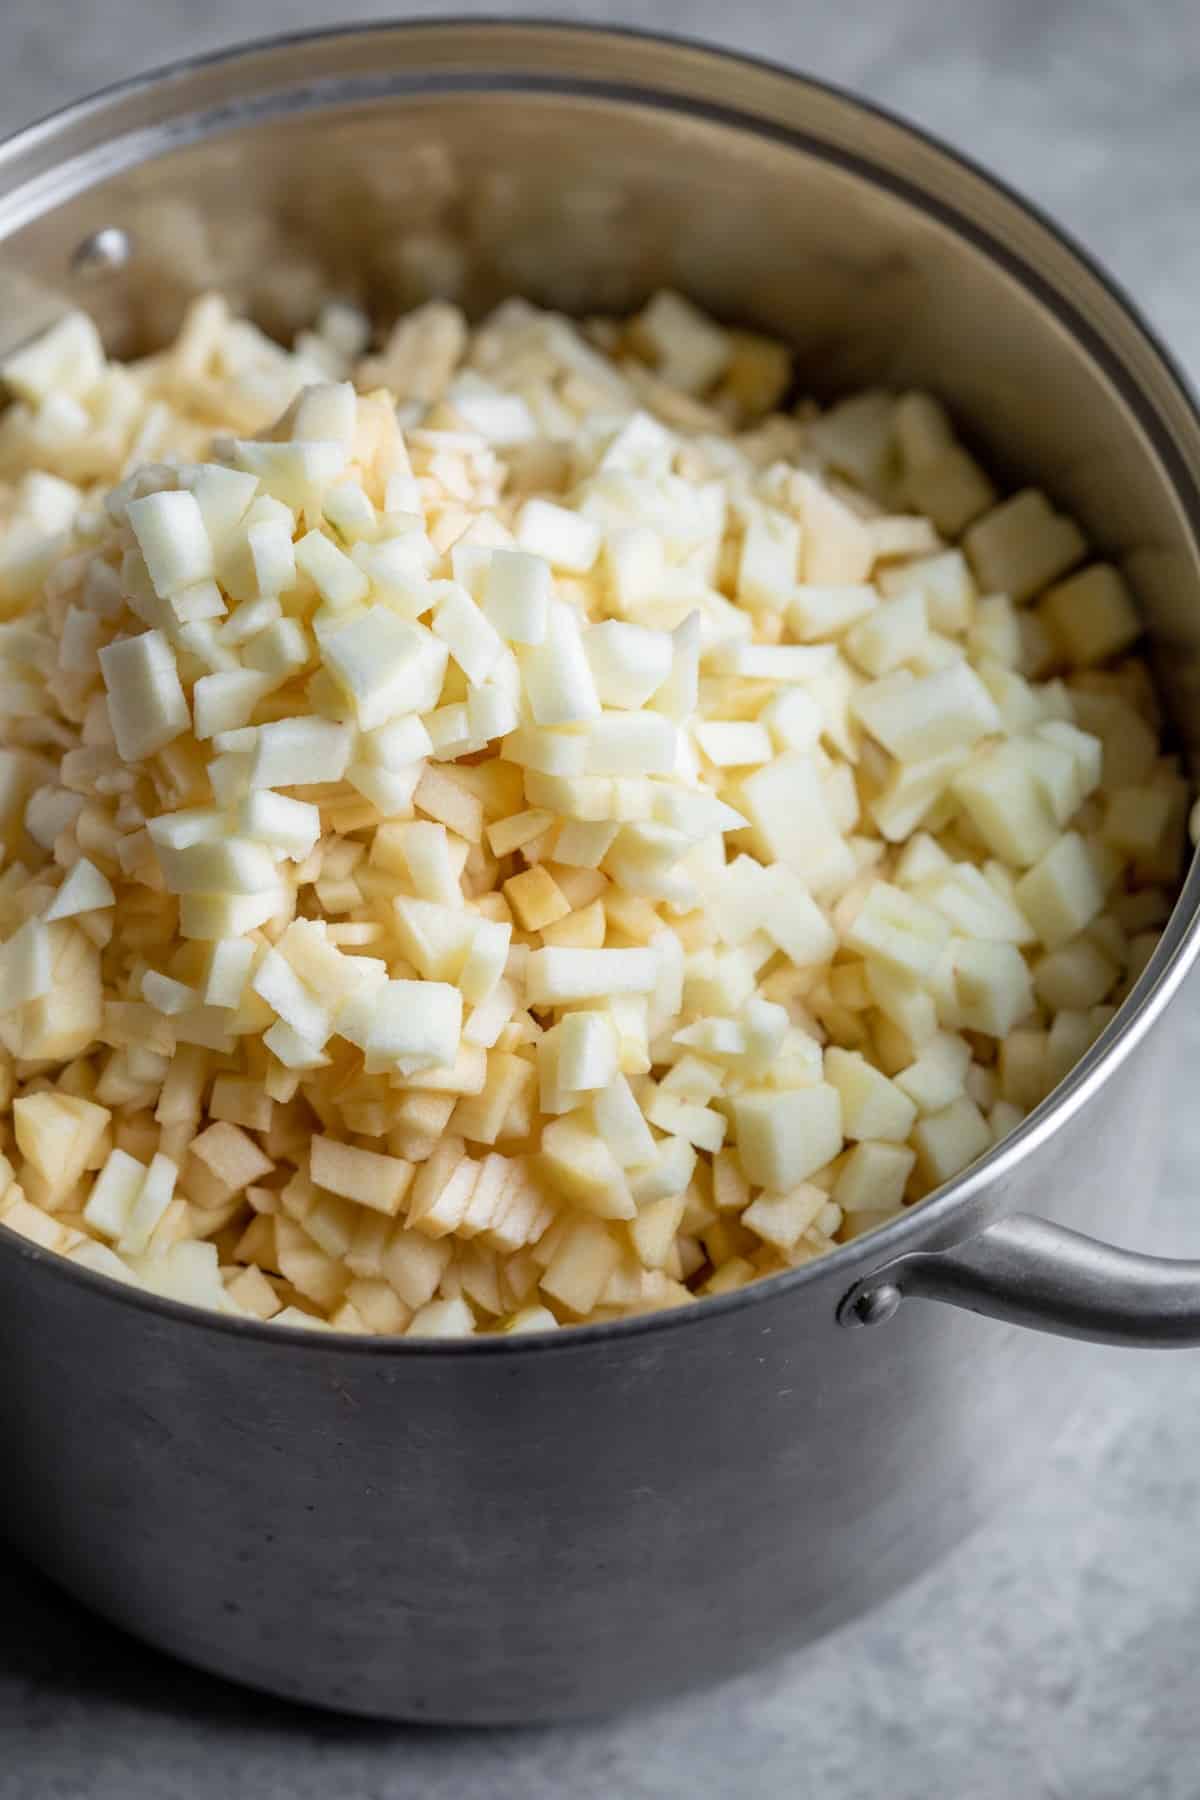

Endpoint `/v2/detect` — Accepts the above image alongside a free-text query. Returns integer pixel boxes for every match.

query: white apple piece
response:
[516,498,602,573]
[42,858,115,920]
[126,491,215,596]
[482,549,552,645]
[99,629,191,761]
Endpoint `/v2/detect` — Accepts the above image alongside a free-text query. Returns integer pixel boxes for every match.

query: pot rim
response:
[2,16,1198,1357]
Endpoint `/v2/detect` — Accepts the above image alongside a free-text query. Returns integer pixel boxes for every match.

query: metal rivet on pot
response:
[70,226,131,277]
[841,1282,902,1328]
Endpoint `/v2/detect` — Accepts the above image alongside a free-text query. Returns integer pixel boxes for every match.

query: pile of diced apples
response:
[0,286,1182,1336]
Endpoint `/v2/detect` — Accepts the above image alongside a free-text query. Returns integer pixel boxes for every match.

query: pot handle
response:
[837,1212,1200,1346]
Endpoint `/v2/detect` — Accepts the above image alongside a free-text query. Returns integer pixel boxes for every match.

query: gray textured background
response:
[3,4,1200,1797]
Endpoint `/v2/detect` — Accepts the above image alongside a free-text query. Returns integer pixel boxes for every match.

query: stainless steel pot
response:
[2,21,1200,1724]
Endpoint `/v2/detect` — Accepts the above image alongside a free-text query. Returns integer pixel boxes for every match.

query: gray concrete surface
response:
[2,3,1200,1795]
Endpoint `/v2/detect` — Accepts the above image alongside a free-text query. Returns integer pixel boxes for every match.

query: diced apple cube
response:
[539,1114,634,1219]
[738,507,801,610]
[43,857,114,921]
[482,547,550,648]
[834,1141,916,1213]
[912,1095,992,1187]
[732,1084,842,1189]
[433,582,505,684]
[252,948,332,1046]
[1033,938,1117,1012]
[126,490,214,596]
[99,629,190,761]
[627,1135,696,1206]
[1014,832,1104,949]
[736,751,851,891]
[520,601,602,725]
[157,836,279,897]
[292,381,358,450]
[591,1074,658,1168]
[905,444,996,537]
[845,589,928,676]
[1040,564,1140,667]
[649,612,701,721]
[82,1147,146,1241]
[824,1047,917,1141]
[193,669,273,739]
[525,947,659,1005]
[854,662,999,762]
[2,311,105,403]
[540,1216,621,1315]
[311,1137,413,1215]
[742,1184,827,1249]
[952,742,1060,867]
[633,290,731,393]
[964,489,1085,603]
[365,979,462,1072]
[118,1153,178,1256]
[694,721,774,767]
[516,498,601,573]
[239,789,321,860]
[951,939,1035,1036]
[249,715,353,787]
[295,528,369,610]
[321,609,448,730]
[644,1088,726,1152]
[629,1192,688,1269]
[0,917,53,1011]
